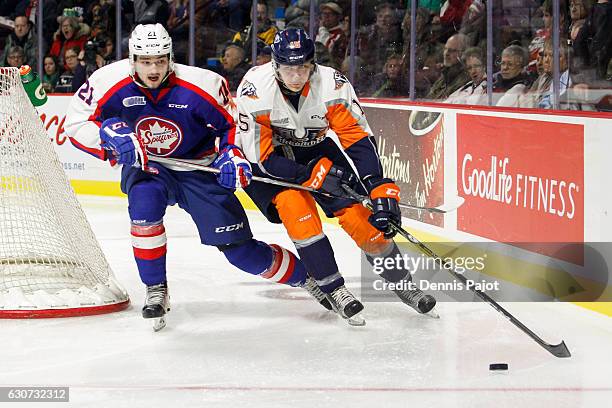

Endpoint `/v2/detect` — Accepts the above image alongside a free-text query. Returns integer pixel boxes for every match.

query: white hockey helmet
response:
[128,24,174,77]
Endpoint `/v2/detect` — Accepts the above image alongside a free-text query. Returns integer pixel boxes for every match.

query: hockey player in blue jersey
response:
[65,24,329,330]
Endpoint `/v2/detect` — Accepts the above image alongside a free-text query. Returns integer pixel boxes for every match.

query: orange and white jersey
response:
[235,62,374,165]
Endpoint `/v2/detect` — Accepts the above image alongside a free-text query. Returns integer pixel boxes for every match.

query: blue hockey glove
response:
[298,157,357,197]
[99,117,154,173]
[365,177,401,239]
[213,145,253,189]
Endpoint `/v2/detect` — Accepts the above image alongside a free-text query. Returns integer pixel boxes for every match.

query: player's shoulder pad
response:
[87,59,132,96]
[316,64,351,95]
[173,63,227,101]
[236,62,275,103]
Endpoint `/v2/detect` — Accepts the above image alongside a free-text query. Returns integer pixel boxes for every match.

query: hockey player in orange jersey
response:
[235,28,437,325]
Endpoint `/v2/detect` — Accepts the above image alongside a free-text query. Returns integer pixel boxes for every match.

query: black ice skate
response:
[303,276,333,311]
[142,282,170,331]
[393,284,438,318]
[327,285,366,326]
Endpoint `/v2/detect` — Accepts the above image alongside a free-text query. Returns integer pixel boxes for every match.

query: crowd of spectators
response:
[0,0,609,110]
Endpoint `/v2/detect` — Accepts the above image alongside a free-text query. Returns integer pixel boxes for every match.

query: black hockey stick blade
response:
[544,340,571,358]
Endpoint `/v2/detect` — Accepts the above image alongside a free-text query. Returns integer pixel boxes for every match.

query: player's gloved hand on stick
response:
[365,177,401,239]
[99,117,155,173]
[298,157,356,197]
[213,145,253,189]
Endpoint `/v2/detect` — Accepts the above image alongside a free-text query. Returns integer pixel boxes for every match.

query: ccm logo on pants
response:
[215,222,244,233]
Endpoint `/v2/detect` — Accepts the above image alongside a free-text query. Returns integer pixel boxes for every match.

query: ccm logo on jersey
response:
[169,103,188,109]
[122,96,146,107]
[215,222,244,233]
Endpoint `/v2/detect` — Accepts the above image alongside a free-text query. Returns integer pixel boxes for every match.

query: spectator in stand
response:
[425,33,469,100]
[527,0,568,74]
[401,7,444,97]
[220,43,250,91]
[358,2,404,76]
[255,43,272,65]
[493,44,532,106]
[569,0,592,43]
[367,53,409,97]
[97,33,115,64]
[459,0,486,49]
[4,46,25,68]
[518,53,552,108]
[87,1,108,32]
[573,0,612,84]
[42,55,61,93]
[167,0,190,64]
[232,1,278,61]
[0,16,39,68]
[446,46,487,105]
[71,39,107,90]
[50,15,88,67]
[518,39,586,109]
[316,2,348,69]
[538,39,586,109]
[54,46,85,93]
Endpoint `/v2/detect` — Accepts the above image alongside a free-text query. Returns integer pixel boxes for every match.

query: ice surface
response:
[1,196,611,408]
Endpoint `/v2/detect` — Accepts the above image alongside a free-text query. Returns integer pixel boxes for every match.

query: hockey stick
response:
[341,184,571,359]
[148,156,463,214]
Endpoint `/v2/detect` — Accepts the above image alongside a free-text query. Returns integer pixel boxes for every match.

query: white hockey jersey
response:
[235,63,376,170]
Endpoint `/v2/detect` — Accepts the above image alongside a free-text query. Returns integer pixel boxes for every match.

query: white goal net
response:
[0,67,129,317]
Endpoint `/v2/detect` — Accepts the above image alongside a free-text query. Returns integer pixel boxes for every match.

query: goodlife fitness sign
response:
[456,114,584,262]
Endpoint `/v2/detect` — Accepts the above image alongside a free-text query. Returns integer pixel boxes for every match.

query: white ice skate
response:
[327,285,366,326]
[142,282,170,331]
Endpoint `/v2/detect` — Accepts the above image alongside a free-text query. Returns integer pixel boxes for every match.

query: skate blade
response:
[346,314,366,326]
[152,316,167,332]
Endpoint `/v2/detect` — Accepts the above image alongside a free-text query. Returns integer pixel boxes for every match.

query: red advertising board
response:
[457,114,584,263]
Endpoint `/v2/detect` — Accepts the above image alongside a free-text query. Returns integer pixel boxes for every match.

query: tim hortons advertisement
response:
[39,95,119,182]
[457,114,584,263]
[363,107,445,227]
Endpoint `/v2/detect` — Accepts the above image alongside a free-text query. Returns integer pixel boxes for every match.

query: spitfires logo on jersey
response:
[240,81,258,99]
[333,70,348,90]
[136,117,183,156]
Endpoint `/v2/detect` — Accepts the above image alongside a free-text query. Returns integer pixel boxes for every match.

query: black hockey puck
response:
[489,363,508,371]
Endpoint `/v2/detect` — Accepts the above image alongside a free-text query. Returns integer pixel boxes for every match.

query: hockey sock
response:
[296,236,344,293]
[131,221,168,285]
[220,239,307,286]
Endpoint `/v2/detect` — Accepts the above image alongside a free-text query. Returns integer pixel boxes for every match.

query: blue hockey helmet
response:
[271,28,315,66]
